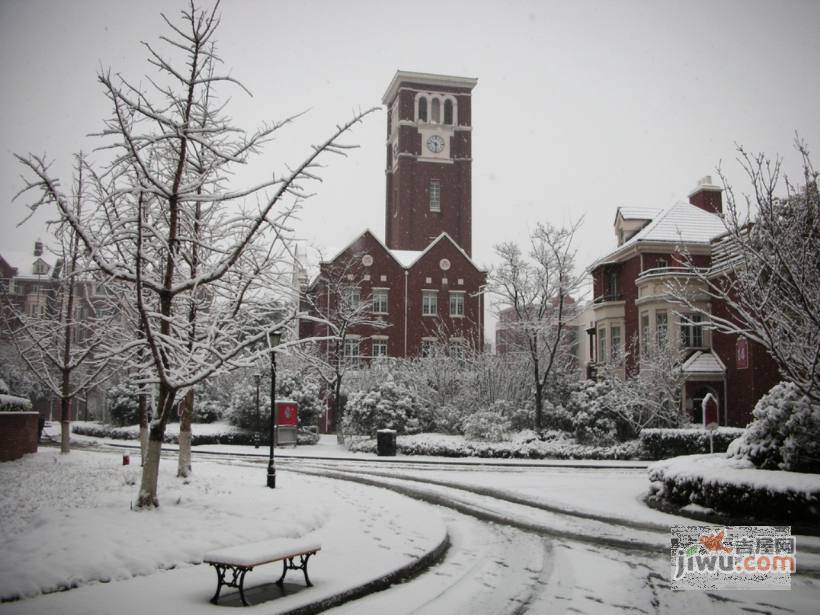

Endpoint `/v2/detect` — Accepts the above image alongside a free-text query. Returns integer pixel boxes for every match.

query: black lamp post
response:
[253,372,261,449]
[267,330,282,488]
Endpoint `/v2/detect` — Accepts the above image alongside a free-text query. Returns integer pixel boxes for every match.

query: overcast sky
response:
[2,0,819,299]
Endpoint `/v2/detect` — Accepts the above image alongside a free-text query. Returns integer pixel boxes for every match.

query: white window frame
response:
[372,288,389,314]
[681,313,704,348]
[640,312,650,354]
[372,337,388,359]
[422,290,438,316]
[342,286,360,310]
[421,338,437,357]
[598,327,607,362]
[429,180,441,212]
[449,291,465,317]
[611,325,622,360]
[343,338,361,366]
[656,311,668,347]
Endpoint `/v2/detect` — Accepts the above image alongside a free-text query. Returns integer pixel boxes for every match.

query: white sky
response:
[2,0,819,311]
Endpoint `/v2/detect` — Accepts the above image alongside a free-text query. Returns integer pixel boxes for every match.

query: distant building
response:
[299,71,486,360]
[0,241,107,421]
[586,177,780,426]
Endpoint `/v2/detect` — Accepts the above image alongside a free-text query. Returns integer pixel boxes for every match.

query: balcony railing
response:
[637,266,709,280]
[593,293,623,304]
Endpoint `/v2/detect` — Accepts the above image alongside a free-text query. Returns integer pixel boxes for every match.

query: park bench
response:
[203,538,321,606]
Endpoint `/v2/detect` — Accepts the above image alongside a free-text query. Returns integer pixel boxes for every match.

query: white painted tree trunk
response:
[177,430,191,478]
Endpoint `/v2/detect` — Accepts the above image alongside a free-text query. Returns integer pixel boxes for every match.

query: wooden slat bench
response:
[203,539,321,606]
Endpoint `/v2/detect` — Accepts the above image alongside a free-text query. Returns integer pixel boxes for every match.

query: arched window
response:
[443,99,454,125]
[431,98,441,123]
[418,97,428,122]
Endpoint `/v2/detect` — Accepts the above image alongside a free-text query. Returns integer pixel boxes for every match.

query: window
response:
[429,180,441,212]
[657,257,668,269]
[431,98,441,123]
[598,327,607,362]
[450,342,465,361]
[26,291,47,318]
[372,288,388,314]
[606,269,619,298]
[640,312,650,354]
[418,97,428,122]
[343,338,361,365]
[611,326,622,359]
[443,99,454,124]
[32,259,49,275]
[372,338,388,358]
[422,290,437,316]
[656,311,668,346]
[449,292,464,317]
[342,287,360,310]
[390,104,397,135]
[421,339,436,357]
[681,313,704,348]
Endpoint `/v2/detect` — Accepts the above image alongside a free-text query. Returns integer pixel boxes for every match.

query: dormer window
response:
[431,98,440,123]
[418,97,428,122]
[32,259,49,276]
[444,99,453,125]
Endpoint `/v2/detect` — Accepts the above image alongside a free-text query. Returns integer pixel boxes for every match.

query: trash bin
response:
[376,429,397,456]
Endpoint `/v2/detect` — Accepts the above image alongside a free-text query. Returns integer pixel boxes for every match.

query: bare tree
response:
[672,139,819,403]
[490,220,585,430]
[15,3,375,506]
[3,155,118,453]
[599,336,686,436]
[297,253,389,442]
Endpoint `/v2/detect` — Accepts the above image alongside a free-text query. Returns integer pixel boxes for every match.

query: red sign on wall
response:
[276,401,298,427]
[736,337,749,370]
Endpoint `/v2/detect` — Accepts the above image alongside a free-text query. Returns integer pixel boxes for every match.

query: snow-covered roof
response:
[0,248,58,278]
[389,249,422,268]
[682,350,726,375]
[615,207,662,222]
[591,202,726,269]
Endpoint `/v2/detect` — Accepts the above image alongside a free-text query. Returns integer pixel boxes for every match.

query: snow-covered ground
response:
[0,448,445,613]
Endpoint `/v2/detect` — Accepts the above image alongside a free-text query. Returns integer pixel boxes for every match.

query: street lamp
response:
[267,329,282,488]
[253,372,261,449]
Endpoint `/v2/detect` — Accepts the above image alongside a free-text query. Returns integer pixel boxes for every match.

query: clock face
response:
[426,135,445,153]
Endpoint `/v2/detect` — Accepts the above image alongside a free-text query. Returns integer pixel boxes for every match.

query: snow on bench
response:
[203,538,321,606]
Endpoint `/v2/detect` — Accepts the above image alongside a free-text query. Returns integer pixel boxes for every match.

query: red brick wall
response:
[0,412,38,461]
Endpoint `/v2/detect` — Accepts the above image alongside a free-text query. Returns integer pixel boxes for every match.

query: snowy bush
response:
[347,432,642,460]
[193,398,224,424]
[726,382,820,473]
[648,454,820,523]
[343,377,428,437]
[225,380,270,431]
[0,393,32,412]
[541,401,574,432]
[566,380,620,445]
[462,409,512,442]
[108,383,140,426]
[640,427,746,460]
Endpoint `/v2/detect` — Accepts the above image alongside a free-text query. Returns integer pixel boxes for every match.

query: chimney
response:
[688,176,723,215]
[34,239,43,257]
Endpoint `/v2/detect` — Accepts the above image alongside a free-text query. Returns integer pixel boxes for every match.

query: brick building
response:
[587,177,780,426]
[299,71,486,360]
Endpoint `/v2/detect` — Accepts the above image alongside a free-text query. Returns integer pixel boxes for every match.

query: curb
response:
[280,532,450,615]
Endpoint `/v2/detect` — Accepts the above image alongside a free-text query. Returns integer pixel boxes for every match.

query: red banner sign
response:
[276,401,298,427]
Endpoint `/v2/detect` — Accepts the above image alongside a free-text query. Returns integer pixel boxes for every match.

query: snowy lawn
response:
[0,448,446,613]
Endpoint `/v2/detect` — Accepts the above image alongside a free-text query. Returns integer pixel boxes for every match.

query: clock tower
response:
[382,71,477,256]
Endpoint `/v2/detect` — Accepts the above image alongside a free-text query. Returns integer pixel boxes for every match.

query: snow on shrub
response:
[727,382,820,473]
[648,453,820,523]
[348,432,642,460]
[343,377,428,437]
[640,427,746,460]
[0,393,32,412]
[566,380,620,445]
[462,408,512,442]
[107,383,140,426]
[71,421,319,445]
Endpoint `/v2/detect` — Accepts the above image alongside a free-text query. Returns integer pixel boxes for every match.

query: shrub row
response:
[0,394,32,412]
[348,433,642,460]
[647,454,820,524]
[72,423,319,446]
[639,427,746,460]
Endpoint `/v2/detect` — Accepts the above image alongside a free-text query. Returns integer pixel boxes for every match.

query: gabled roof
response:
[0,249,58,278]
[682,350,726,375]
[614,207,663,225]
[590,202,726,269]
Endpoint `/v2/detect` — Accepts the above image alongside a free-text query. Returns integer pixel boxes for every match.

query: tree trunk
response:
[334,379,344,445]
[177,389,193,478]
[60,396,71,454]
[137,388,175,508]
[139,390,148,466]
[534,382,543,432]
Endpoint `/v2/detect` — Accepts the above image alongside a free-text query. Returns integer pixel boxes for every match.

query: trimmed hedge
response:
[640,427,746,460]
[71,423,320,446]
[648,454,820,524]
[0,393,33,412]
[347,432,642,460]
